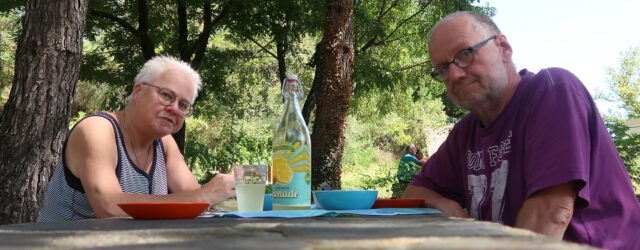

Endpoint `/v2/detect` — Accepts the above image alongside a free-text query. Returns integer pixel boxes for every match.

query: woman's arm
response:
[162,135,236,205]
[67,117,234,218]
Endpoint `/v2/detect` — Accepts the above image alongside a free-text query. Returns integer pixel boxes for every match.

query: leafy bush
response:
[357,163,397,198]
[340,84,451,198]
[603,116,640,187]
[68,111,87,129]
[184,116,273,184]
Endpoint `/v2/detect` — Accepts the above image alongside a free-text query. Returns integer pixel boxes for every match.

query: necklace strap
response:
[123,111,152,170]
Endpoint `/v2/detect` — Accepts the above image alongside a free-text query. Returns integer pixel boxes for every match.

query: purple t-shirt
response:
[412,68,640,249]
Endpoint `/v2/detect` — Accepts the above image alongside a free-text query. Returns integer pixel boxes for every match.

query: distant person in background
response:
[402,11,640,249]
[392,144,423,198]
[38,56,236,222]
[415,148,427,166]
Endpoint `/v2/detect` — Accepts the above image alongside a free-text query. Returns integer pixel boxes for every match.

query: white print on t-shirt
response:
[466,131,512,221]
[488,130,512,167]
[490,160,508,222]
[467,150,485,171]
[467,174,487,218]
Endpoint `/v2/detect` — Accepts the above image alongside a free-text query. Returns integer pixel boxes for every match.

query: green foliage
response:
[73,79,127,114]
[603,117,640,185]
[607,47,640,117]
[359,166,396,197]
[0,13,19,110]
[351,87,449,153]
[341,88,450,197]
[69,111,88,129]
[350,0,491,118]
[1,0,484,191]
[599,46,640,189]
[184,116,274,184]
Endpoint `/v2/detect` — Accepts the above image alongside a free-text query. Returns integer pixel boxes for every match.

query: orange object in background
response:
[371,198,424,209]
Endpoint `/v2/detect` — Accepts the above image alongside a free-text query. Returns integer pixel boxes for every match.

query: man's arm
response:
[515,182,577,239]
[402,184,469,218]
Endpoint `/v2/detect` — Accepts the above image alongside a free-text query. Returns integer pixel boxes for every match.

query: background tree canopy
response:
[69,0,489,181]
[598,46,640,186]
[1,0,487,191]
[0,0,637,224]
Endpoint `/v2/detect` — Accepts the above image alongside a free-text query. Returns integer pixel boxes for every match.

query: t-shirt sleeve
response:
[522,68,591,207]
[411,125,466,205]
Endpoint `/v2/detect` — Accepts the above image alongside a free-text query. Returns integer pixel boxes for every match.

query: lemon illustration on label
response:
[291,165,310,172]
[274,156,293,184]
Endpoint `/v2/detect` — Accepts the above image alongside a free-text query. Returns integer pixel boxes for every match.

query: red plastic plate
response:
[118,202,209,219]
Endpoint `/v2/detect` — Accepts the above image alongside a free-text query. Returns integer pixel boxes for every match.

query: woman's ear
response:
[131,82,144,98]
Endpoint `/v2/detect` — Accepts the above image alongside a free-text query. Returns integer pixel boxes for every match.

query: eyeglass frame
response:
[141,82,195,117]
[430,35,498,82]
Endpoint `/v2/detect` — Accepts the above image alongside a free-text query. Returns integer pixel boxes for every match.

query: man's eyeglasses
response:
[142,83,194,117]
[430,35,498,82]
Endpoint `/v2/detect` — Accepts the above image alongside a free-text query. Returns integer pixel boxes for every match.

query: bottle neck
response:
[283,92,302,114]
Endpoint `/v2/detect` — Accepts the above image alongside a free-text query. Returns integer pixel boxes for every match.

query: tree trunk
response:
[276,39,288,85]
[310,0,354,190]
[0,0,88,225]
[302,43,324,125]
[0,25,3,74]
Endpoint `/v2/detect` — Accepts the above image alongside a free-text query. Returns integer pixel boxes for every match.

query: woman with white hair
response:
[38,56,235,222]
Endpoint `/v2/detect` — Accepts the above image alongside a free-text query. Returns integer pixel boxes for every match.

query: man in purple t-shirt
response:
[404,11,640,249]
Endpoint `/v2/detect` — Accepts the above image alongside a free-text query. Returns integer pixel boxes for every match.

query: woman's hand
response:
[203,173,236,205]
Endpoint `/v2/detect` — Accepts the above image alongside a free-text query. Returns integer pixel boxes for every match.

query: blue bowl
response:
[313,190,378,210]
[263,194,272,211]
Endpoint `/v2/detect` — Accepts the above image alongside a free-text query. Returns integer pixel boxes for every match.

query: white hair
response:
[430,11,501,40]
[133,55,202,102]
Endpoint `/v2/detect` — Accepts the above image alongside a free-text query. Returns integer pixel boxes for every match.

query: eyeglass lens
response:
[146,83,193,116]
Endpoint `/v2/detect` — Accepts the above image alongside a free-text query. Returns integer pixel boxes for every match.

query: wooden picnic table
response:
[0,213,596,249]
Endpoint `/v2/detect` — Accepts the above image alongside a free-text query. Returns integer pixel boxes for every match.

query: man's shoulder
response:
[445,113,479,139]
[522,67,584,90]
[514,67,589,111]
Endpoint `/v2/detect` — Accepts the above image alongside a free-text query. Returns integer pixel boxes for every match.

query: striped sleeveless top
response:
[37,112,168,222]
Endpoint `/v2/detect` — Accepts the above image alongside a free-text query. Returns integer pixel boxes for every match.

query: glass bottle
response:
[272,74,312,210]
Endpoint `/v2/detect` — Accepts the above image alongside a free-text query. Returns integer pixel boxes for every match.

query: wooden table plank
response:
[0,215,597,249]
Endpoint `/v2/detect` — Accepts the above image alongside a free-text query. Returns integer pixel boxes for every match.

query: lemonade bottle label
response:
[272,142,311,207]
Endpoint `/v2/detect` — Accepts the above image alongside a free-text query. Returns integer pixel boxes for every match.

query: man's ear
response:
[496,34,513,62]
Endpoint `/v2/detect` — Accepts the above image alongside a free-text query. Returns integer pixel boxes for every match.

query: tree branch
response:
[247,37,278,59]
[393,60,431,71]
[178,0,189,61]
[358,0,432,55]
[383,0,431,42]
[137,0,156,60]
[367,31,423,48]
[374,60,430,72]
[88,9,139,37]
[191,0,232,69]
[357,0,402,55]
[89,3,156,60]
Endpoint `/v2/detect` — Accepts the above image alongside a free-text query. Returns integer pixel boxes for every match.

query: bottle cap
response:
[282,74,304,99]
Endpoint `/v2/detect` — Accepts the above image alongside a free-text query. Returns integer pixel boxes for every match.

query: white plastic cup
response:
[233,164,267,212]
